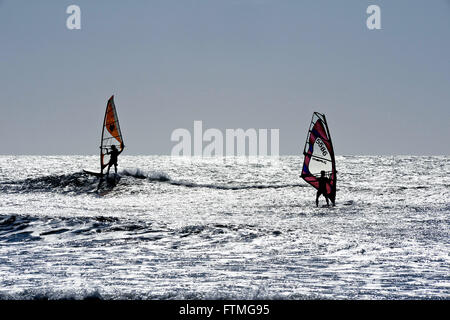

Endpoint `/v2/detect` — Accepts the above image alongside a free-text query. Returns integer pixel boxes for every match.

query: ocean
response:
[0,155,448,300]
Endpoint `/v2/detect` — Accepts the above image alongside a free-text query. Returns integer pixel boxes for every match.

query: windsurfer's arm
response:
[118,142,125,154]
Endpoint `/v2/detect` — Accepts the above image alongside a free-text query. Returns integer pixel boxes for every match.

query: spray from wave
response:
[121,168,170,181]
[120,168,304,190]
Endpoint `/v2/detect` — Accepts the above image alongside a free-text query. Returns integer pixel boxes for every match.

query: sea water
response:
[0,155,448,299]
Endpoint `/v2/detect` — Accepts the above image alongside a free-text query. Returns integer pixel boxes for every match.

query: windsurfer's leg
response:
[114,164,117,174]
[316,191,320,207]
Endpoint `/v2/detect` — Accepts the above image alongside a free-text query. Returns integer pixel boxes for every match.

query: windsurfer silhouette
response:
[316,170,330,207]
[105,143,124,175]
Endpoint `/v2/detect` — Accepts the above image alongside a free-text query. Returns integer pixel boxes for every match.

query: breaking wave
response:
[0,172,97,194]
[0,168,305,195]
[121,168,304,190]
[121,168,170,181]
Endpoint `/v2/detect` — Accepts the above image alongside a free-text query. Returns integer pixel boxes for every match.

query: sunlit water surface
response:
[0,155,448,299]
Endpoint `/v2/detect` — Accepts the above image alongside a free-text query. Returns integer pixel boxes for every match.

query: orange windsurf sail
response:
[100,95,124,171]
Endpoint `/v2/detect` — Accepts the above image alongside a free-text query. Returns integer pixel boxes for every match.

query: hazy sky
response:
[1,0,449,155]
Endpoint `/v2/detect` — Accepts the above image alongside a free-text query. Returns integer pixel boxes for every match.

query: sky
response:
[0,0,449,155]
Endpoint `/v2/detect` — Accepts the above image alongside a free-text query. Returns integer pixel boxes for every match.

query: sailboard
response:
[84,95,124,177]
[301,112,336,204]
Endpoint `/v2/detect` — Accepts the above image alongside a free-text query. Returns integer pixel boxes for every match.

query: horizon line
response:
[0,154,448,157]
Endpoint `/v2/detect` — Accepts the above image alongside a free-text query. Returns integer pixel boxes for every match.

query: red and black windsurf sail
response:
[301,112,336,204]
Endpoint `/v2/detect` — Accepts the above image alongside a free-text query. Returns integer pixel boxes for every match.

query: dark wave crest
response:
[0,169,304,195]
